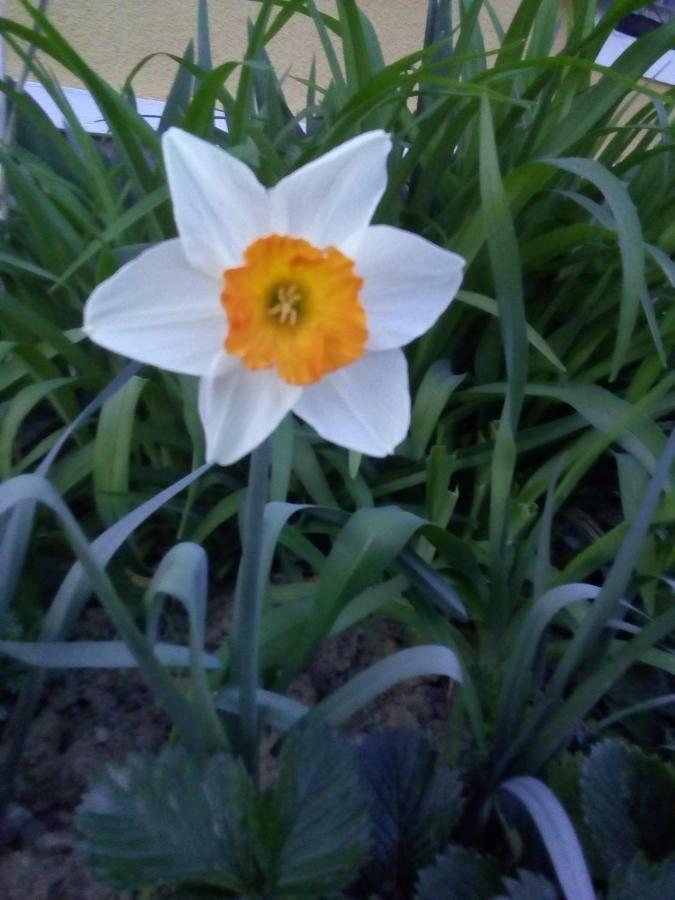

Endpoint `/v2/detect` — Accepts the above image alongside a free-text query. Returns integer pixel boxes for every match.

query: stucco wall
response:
[6,0,522,104]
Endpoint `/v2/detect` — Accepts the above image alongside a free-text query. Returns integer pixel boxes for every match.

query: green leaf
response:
[455,290,565,373]
[93,374,146,525]
[497,869,559,900]
[494,583,600,757]
[77,746,257,892]
[0,376,76,479]
[311,645,462,727]
[331,575,407,635]
[337,0,376,93]
[215,686,308,731]
[196,0,213,71]
[396,548,468,621]
[0,472,210,754]
[292,433,338,506]
[54,186,168,288]
[479,96,528,428]
[472,381,670,479]
[279,506,425,679]
[501,776,595,900]
[270,414,294,502]
[78,725,368,895]
[408,361,465,460]
[628,749,675,863]
[0,639,221,670]
[38,362,144,477]
[616,452,650,522]
[535,18,675,157]
[274,724,369,894]
[516,428,675,772]
[607,853,675,900]
[145,542,226,749]
[356,728,464,895]
[581,739,640,873]
[158,41,196,133]
[416,845,500,899]
[540,156,657,376]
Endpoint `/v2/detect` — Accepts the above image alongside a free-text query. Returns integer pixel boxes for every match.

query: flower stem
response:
[230,437,272,782]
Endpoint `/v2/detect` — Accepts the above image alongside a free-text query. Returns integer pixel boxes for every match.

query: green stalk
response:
[230,437,273,782]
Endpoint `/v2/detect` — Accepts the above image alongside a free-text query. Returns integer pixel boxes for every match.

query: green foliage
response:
[77,747,256,892]
[607,853,675,900]
[415,845,500,899]
[1,0,675,894]
[497,870,559,900]
[355,728,464,895]
[582,738,675,869]
[581,739,641,871]
[77,725,369,895]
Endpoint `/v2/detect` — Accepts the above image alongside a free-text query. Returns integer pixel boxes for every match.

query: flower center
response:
[221,234,367,386]
[268,283,303,326]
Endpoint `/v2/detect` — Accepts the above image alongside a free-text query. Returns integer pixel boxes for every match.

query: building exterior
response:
[5,2,519,103]
[3,1,674,132]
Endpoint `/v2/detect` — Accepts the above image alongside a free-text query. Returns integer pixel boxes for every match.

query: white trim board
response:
[24,81,167,134]
[596,30,675,86]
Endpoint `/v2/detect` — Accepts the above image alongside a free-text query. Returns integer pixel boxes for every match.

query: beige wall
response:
[6,1,522,105]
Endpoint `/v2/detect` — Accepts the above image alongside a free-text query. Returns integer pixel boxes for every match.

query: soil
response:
[0,607,450,899]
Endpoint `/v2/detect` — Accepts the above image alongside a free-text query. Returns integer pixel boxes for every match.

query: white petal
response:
[270,131,392,248]
[294,350,409,457]
[347,225,465,351]
[83,239,225,376]
[162,128,270,278]
[198,356,301,466]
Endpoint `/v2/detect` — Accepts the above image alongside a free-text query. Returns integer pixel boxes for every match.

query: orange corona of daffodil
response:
[84,129,464,464]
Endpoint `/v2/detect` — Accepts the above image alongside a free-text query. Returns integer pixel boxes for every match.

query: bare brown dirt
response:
[0,608,449,898]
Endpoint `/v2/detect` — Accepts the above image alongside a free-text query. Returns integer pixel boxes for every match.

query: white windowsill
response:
[23,81,166,134]
[23,80,226,134]
[596,29,675,86]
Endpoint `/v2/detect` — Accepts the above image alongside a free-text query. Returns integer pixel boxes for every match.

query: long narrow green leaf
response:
[479,96,528,426]
[501,777,594,900]
[494,583,600,760]
[541,156,659,375]
[284,507,426,677]
[0,463,210,792]
[456,290,565,372]
[0,639,221,670]
[0,376,76,478]
[0,474,204,747]
[145,542,226,749]
[311,645,462,726]
[93,375,146,525]
[517,426,675,771]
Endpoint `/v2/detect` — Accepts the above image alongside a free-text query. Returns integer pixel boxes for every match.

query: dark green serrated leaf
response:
[356,728,464,895]
[582,739,675,873]
[497,868,559,900]
[77,726,369,896]
[629,750,675,862]
[607,853,675,900]
[416,845,500,900]
[274,724,370,895]
[581,739,639,873]
[76,746,256,892]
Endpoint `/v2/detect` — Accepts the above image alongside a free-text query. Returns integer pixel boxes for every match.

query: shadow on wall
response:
[599,0,675,36]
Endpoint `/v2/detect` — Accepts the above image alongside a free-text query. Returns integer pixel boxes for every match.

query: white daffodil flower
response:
[84,128,464,465]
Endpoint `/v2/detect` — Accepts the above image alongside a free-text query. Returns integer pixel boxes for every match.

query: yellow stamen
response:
[268,284,302,325]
